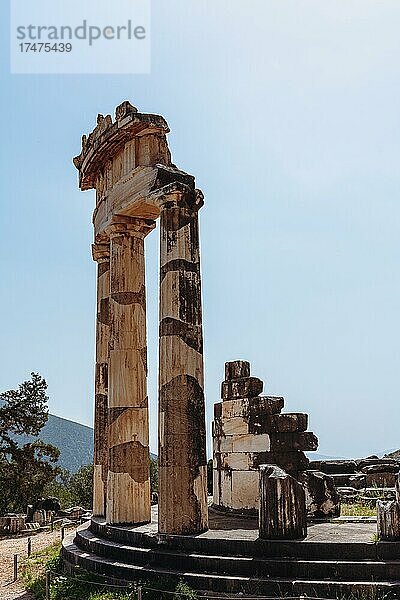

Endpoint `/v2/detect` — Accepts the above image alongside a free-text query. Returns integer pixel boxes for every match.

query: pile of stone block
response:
[0,515,26,534]
[309,456,400,502]
[212,360,318,513]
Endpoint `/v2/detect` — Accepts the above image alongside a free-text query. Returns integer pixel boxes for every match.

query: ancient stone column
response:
[92,241,110,517]
[259,465,307,540]
[158,190,208,535]
[106,216,155,525]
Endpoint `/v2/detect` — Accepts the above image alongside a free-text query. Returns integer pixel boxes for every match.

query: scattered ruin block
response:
[377,500,400,541]
[365,472,397,488]
[361,463,399,474]
[356,456,397,470]
[312,460,357,474]
[298,470,340,519]
[316,457,400,495]
[0,515,26,534]
[337,487,359,503]
[259,465,307,540]
[213,361,317,513]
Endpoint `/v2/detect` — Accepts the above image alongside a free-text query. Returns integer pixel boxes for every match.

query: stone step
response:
[75,526,400,581]
[62,533,400,598]
[90,518,400,561]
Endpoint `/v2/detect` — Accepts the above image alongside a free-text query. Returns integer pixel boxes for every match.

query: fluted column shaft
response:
[158,192,208,535]
[92,242,111,517]
[106,216,155,525]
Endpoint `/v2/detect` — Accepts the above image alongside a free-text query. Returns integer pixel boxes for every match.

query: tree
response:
[44,464,94,510]
[150,457,158,493]
[68,464,93,509]
[0,373,60,514]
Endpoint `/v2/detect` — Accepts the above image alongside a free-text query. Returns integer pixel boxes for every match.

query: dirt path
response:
[0,528,63,600]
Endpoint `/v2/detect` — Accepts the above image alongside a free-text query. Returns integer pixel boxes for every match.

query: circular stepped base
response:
[61,509,400,598]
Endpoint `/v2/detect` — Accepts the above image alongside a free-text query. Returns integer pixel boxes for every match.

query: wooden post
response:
[61,525,65,541]
[377,499,400,541]
[13,554,18,581]
[158,190,208,535]
[27,537,32,557]
[45,571,51,600]
[259,464,307,540]
[137,585,143,600]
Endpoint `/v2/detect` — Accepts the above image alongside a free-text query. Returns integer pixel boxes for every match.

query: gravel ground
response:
[0,528,63,600]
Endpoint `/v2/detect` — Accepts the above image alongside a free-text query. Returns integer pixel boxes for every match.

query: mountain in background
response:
[17,413,94,473]
[7,408,157,473]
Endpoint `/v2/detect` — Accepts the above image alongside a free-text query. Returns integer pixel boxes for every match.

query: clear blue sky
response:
[1,1,399,458]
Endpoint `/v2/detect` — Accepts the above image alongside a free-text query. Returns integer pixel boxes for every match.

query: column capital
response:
[105,215,156,239]
[154,185,204,213]
[92,242,110,263]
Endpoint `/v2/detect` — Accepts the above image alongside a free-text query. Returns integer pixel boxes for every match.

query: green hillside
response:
[6,408,157,473]
[16,413,94,473]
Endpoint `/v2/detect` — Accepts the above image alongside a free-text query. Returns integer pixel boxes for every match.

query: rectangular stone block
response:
[232,433,271,453]
[356,458,398,471]
[221,416,249,436]
[225,360,250,380]
[212,417,223,438]
[222,396,284,419]
[319,460,357,475]
[366,472,397,488]
[268,413,308,433]
[361,463,399,474]
[215,450,304,472]
[246,412,308,435]
[270,431,319,452]
[221,377,263,400]
[251,451,310,473]
[215,452,254,471]
[214,468,232,508]
[213,436,233,453]
[214,402,222,419]
[231,470,259,510]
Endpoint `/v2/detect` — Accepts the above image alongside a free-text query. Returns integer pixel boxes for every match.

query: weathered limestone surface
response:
[158,190,208,535]
[298,470,340,519]
[377,473,400,541]
[75,101,209,532]
[377,500,400,541]
[259,465,307,540]
[92,241,111,517]
[213,360,318,513]
[106,217,154,525]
